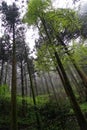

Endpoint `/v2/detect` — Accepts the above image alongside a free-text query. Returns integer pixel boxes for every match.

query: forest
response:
[0,0,87,130]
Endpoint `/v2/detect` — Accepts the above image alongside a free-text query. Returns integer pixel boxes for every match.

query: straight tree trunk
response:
[43,72,50,96]
[40,74,46,94]
[11,23,17,130]
[4,62,8,84]
[24,67,28,113]
[20,60,25,117]
[25,47,42,130]
[33,73,38,96]
[24,67,28,97]
[47,72,58,103]
[0,59,4,85]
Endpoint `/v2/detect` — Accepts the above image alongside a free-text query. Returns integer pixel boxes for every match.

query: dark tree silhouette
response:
[1,2,20,130]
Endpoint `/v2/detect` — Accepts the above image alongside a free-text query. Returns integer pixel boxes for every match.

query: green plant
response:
[0,84,9,96]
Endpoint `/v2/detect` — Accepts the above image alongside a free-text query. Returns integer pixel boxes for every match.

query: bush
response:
[0,84,10,96]
[39,101,70,130]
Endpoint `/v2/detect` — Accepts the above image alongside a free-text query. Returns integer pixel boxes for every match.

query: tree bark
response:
[33,73,38,96]
[4,62,8,84]
[11,23,17,130]
[24,67,28,97]
[0,59,4,85]
[20,60,26,117]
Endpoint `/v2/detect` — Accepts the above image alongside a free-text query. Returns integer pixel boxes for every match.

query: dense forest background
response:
[0,0,87,130]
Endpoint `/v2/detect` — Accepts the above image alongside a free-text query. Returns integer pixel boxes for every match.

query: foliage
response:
[72,42,87,66]
[0,94,82,130]
[23,0,51,25]
[0,0,87,130]
[24,0,81,44]
[24,0,81,74]
[80,102,87,112]
[35,44,56,72]
[1,1,20,27]
[45,8,81,34]
[0,84,9,96]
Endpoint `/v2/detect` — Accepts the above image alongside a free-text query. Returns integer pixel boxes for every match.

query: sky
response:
[0,0,87,53]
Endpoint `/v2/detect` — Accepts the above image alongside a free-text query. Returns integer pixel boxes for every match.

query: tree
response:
[1,2,20,130]
[24,0,87,129]
[15,26,27,117]
[0,35,11,85]
[24,46,42,130]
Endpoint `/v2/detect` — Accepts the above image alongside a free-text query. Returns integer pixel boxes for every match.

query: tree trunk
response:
[68,65,85,101]
[43,72,50,96]
[4,62,8,84]
[11,23,17,130]
[24,67,28,97]
[48,72,58,103]
[33,73,38,96]
[40,16,87,130]
[73,63,87,100]
[20,60,25,117]
[55,51,87,130]
[25,47,42,130]
[40,74,46,94]
[24,67,28,113]
[56,33,87,101]
[0,59,4,85]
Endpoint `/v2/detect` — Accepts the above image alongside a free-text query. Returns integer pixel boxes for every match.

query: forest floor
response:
[0,94,87,130]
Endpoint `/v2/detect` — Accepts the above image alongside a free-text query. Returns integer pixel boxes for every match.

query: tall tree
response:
[16,26,28,117]
[0,35,11,86]
[1,2,20,130]
[24,0,87,129]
